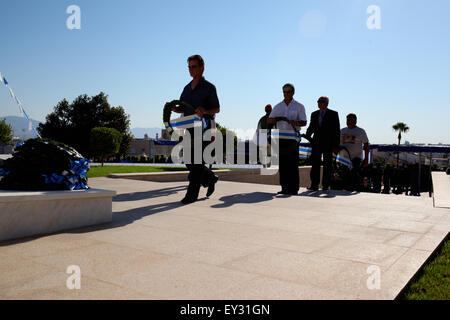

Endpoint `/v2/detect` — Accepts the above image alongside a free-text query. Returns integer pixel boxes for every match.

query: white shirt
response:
[269,99,307,132]
[340,126,369,160]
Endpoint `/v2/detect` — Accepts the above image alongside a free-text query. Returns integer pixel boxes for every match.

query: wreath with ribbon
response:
[163,100,196,135]
[274,116,302,143]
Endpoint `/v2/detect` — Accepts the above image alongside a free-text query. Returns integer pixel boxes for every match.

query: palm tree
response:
[392,122,410,166]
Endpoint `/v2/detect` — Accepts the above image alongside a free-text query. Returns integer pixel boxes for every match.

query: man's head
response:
[346,113,357,129]
[265,104,272,115]
[283,84,295,103]
[317,96,329,110]
[187,55,205,78]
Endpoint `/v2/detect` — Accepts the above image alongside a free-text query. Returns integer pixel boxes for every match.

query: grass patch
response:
[398,234,450,300]
[87,166,188,178]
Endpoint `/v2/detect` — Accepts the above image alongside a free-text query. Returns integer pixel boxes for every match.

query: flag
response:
[22,109,29,120]
[18,104,23,114]
[0,72,3,84]
[3,77,8,85]
[8,87,15,100]
[28,120,32,132]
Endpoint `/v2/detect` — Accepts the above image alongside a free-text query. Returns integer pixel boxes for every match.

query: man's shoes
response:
[277,189,289,195]
[181,197,197,204]
[206,175,219,198]
[322,186,330,191]
[307,186,319,191]
[289,191,298,195]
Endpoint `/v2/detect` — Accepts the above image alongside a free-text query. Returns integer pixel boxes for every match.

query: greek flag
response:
[164,114,207,134]
[270,129,300,142]
[9,87,15,100]
[336,152,353,169]
[299,145,312,156]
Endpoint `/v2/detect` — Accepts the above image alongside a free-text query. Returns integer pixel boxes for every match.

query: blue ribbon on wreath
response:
[42,158,90,190]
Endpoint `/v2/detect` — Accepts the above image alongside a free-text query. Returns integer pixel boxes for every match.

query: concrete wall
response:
[109,166,322,188]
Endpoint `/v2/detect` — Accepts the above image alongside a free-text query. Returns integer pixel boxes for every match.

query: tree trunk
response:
[397,132,401,167]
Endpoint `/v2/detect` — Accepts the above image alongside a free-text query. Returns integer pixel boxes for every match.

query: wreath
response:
[163,100,195,134]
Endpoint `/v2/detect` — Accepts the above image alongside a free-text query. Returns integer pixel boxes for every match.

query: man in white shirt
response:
[340,113,370,167]
[341,113,370,191]
[268,83,307,195]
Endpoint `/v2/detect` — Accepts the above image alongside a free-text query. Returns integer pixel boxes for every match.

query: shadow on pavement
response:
[300,189,359,198]
[67,200,185,235]
[1,196,196,245]
[112,185,187,202]
[211,192,276,208]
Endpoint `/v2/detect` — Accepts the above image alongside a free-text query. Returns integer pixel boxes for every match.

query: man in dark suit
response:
[305,96,340,191]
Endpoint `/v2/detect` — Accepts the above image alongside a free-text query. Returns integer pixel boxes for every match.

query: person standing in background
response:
[305,96,340,191]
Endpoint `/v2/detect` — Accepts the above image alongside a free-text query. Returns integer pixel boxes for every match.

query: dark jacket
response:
[305,108,340,150]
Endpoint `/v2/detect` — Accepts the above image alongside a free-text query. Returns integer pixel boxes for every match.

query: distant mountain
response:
[130,127,164,139]
[1,116,41,140]
[1,115,164,140]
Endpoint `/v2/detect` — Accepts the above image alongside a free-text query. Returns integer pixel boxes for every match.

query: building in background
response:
[129,130,177,162]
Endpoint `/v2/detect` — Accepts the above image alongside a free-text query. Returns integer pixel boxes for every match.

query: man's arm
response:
[332,112,341,153]
[363,142,370,166]
[295,106,308,129]
[333,112,341,147]
[197,85,220,117]
[267,117,277,125]
[196,106,220,117]
[290,120,307,127]
[305,113,314,140]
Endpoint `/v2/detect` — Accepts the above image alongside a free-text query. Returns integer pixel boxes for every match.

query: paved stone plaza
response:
[0,177,449,299]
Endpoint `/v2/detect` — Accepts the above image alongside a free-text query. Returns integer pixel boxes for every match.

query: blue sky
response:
[0,0,449,144]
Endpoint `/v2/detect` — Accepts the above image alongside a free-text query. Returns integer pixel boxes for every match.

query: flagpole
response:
[0,72,41,138]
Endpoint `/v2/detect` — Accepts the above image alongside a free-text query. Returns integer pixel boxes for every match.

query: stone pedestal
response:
[0,188,116,242]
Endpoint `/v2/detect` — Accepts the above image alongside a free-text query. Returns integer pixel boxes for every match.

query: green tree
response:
[0,118,13,145]
[392,122,410,166]
[37,92,133,159]
[215,122,238,162]
[90,127,123,166]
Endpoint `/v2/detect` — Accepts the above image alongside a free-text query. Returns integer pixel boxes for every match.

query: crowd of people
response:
[328,162,433,195]
[164,54,435,204]
[257,86,371,195]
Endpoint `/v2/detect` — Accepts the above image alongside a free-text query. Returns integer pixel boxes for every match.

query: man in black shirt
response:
[256,104,273,164]
[170,55,220,204]
[257,104,273,132]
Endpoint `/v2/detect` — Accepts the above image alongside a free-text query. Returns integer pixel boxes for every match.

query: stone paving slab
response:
[0,177,448,300]
[432,172,450,208]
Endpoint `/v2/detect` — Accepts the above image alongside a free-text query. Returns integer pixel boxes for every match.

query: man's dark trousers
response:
[279,139,299,193]
[310,144,333,189]
[184,127,216,200]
